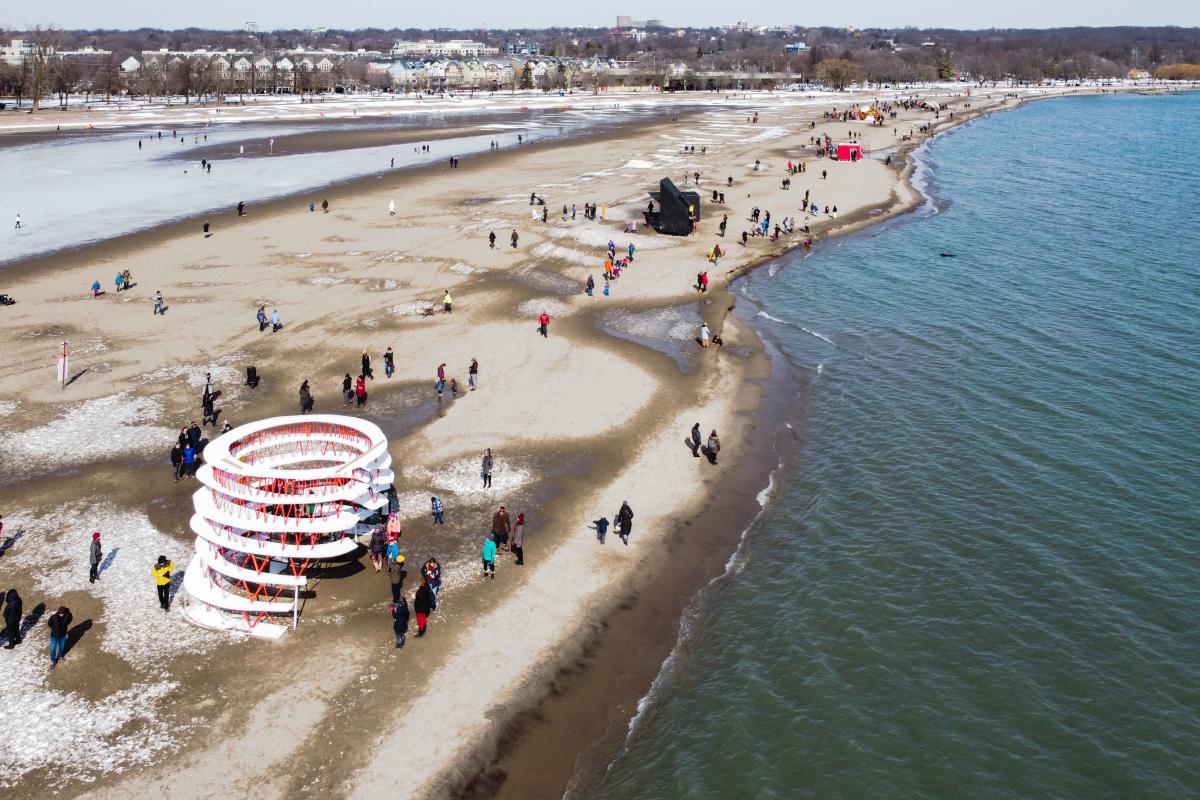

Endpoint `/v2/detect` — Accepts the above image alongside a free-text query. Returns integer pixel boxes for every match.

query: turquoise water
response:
[586,93,1200,799]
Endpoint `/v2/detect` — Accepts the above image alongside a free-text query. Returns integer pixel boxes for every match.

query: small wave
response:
[817,363,824,375]
[800,326,836,346]
[608,454,783,773]
[756,310,786,324]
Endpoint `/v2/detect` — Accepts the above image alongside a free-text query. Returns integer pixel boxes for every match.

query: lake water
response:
[586,92,1200,799]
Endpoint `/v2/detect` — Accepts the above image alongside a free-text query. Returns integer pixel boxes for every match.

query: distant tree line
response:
[1,24,1197,107]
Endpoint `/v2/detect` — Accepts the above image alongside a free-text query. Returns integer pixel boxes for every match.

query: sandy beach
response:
[0,85,1084,798]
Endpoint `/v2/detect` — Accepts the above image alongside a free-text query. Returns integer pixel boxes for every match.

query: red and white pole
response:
[56,340,69,389]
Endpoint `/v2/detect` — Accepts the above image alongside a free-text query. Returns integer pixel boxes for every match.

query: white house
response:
[121,56,141,73]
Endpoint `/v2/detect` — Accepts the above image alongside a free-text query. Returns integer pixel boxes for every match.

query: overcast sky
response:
[5,0,1197,32]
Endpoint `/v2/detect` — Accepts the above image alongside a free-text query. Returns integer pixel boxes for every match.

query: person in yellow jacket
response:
[443,290,452,314]
[152,555,174,611]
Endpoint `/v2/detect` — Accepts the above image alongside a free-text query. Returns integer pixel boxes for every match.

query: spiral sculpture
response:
[182,415,392,638]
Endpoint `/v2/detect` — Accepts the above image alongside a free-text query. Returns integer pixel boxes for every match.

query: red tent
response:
[835,143,863,162]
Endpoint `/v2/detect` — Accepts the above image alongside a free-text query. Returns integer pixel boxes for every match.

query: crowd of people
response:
[6,106,886,671]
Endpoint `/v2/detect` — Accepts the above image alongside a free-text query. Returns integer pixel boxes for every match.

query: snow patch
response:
[531,241,594,266]
[390,302,435,317]
[0,393,174,469]
[404,456,531,496]
[516,297,575,319]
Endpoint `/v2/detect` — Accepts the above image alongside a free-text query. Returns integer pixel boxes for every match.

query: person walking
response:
[47,606,74,667]
[390,597,410,648]
[299,380,314,413]
[690,423,703,457]
[202,392,217,427]
[616,501,634,546]
[89,531,102,583]
[170,442,183,481]
[512,512,526,565]
[537,311,550,338]
[3,589,23,648]
[355,375,368,406]
[14,213,21,229]
[705,431,722,464]
[481,448,493,489]
[443,290,453,313]
[430,495,444,525]
[388,199,396,216]
[383,347,395,378]
[369,526,387,573]
[388,553,406,604]
[700,322,711,348]
[271,309,281,332]
[154,291,164,315]
[343,373,354,405]
[468,358,478,391]
[511,229,519,249]
[593,516,609,544]
[321,199,329,213]
[585,275,595,296]
[489,230,496,248]
[482,534,497,580]
[361,351,374,380]
[414,580,433,637]
[257,305,268,332]
[436,363,446,396]
[153,556,174,610]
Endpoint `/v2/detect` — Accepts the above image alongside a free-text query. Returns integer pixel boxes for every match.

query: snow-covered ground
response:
[0,393,174,470]
[0,83,1032,269]
[0,507,218,789]
[0,98,689,267]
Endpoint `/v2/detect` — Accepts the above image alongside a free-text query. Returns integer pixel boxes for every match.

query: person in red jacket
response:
[537,311,550,338]
[355,375,367,406]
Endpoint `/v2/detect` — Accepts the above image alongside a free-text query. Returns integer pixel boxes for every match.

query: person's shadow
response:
[684,436,700,457]
[63,619,92,657]
[0,529,22,559]
[20,602,46,636]
[98,546,119,577]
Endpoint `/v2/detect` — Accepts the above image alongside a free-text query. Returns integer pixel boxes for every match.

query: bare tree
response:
[813,58,863,91]
[28,26,61,113]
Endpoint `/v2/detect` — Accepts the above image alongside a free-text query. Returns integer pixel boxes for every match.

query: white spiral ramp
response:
[181,415,392,639]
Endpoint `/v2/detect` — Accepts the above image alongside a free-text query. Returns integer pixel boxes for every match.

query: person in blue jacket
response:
[482,533,497,580]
